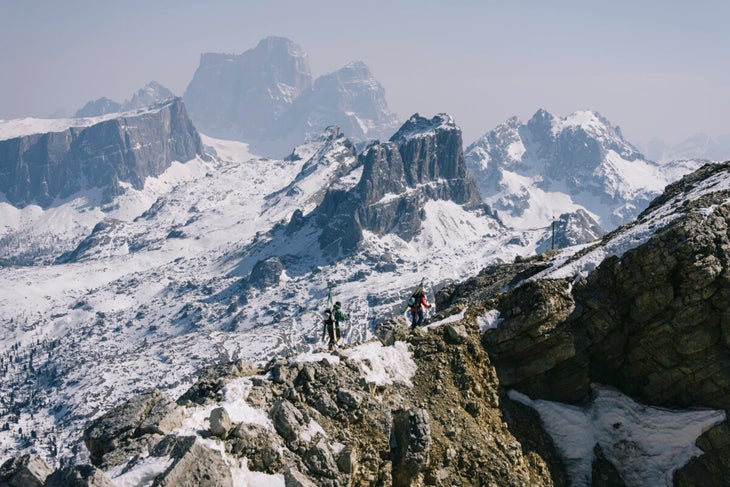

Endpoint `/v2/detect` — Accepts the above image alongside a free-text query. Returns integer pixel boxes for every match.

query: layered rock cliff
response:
[316,113,487,254]
[0,98,204,208]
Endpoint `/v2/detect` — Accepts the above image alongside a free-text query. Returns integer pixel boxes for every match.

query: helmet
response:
[335,301,341,307]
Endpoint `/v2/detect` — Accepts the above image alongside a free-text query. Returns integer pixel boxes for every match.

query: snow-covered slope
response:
[465,109,707,231]
[0,122,541,465]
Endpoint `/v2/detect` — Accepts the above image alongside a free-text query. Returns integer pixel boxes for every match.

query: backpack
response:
[408,292,421,309]
[323,309,334,325]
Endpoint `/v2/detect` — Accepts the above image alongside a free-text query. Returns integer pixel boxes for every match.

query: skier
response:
[332,301,348,344]
[408,290,432,329]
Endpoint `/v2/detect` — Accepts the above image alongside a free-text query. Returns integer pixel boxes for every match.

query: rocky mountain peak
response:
[126,80,175,110]
[73,81,175,118]
[391,113,456,143]
[465,108,702,231]
[183,37,313,143]
[184,38,399,157]
[526,107,554,130]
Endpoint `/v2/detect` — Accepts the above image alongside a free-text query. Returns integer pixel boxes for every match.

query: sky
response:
[1,0,728,146]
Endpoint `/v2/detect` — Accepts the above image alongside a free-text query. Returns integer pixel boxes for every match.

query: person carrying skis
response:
[323,308,337,351]
[409,290,432,329]
[332,301,348,344]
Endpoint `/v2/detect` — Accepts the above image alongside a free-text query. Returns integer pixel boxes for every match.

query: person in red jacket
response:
[408,291,432,329]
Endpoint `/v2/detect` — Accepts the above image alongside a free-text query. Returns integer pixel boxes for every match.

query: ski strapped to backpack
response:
[404,277,425,313]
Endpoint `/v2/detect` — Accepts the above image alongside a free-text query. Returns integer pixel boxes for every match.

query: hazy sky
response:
[1,0,728,145]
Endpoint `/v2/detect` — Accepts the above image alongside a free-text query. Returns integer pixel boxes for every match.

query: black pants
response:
[410,309,424,328]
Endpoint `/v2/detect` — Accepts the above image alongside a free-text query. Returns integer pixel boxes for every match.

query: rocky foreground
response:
[4,162,730,486]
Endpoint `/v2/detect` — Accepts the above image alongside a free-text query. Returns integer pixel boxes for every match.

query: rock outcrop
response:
[315,113,489,254]
[470,163,730,410]
[0,97,204,208]
[83,388,184,468]
[0,454,53,486]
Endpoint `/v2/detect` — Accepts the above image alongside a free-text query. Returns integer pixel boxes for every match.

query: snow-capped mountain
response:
[465,109,706,231]
[0,98,205,265]
[74,81,175,118]
[183,37,400,157]
[640,133,730,164]
[0,113,540,465]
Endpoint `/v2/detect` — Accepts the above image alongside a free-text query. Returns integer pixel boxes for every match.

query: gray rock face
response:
[474,162,730,411]
[315,113,489,254]
[183,37,312,145]
[390,408,431,487]
[44,465,115,487]
[0,98,204,208]
[83,388,183,468]
[150,435,233,487]
[183,37,399,157]
[0,454,52,487]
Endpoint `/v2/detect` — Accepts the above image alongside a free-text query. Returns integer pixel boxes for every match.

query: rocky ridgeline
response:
[1,319,570,486]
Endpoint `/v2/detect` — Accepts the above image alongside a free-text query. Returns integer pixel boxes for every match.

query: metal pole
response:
[551,218,555,250]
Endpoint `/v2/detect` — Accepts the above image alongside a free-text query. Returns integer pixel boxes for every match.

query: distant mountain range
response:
[465,109,705,230]
[73,81,175,118]
[639,133,730,164]
[183,37,400,157]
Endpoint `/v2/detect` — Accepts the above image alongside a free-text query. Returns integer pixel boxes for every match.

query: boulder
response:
[302,438,339,479]
[390,408,431,487]
[229,422,282,472]
[0,454,52,487]
[445,324,468,344]
[44,465,115,487]
[271,399,307,445]
[150,435,232,487]
[209,407,231,438]
[83,388,182,468]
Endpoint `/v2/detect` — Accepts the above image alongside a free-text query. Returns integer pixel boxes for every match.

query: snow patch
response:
[510,386,725,486]
[477,310,502,334]
[425,309,466,330]
[343,341,417,387]
[108,454,174,487]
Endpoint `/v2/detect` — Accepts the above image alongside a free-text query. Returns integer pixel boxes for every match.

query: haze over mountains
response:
[183,37,400,157]
[1,34,730,486]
